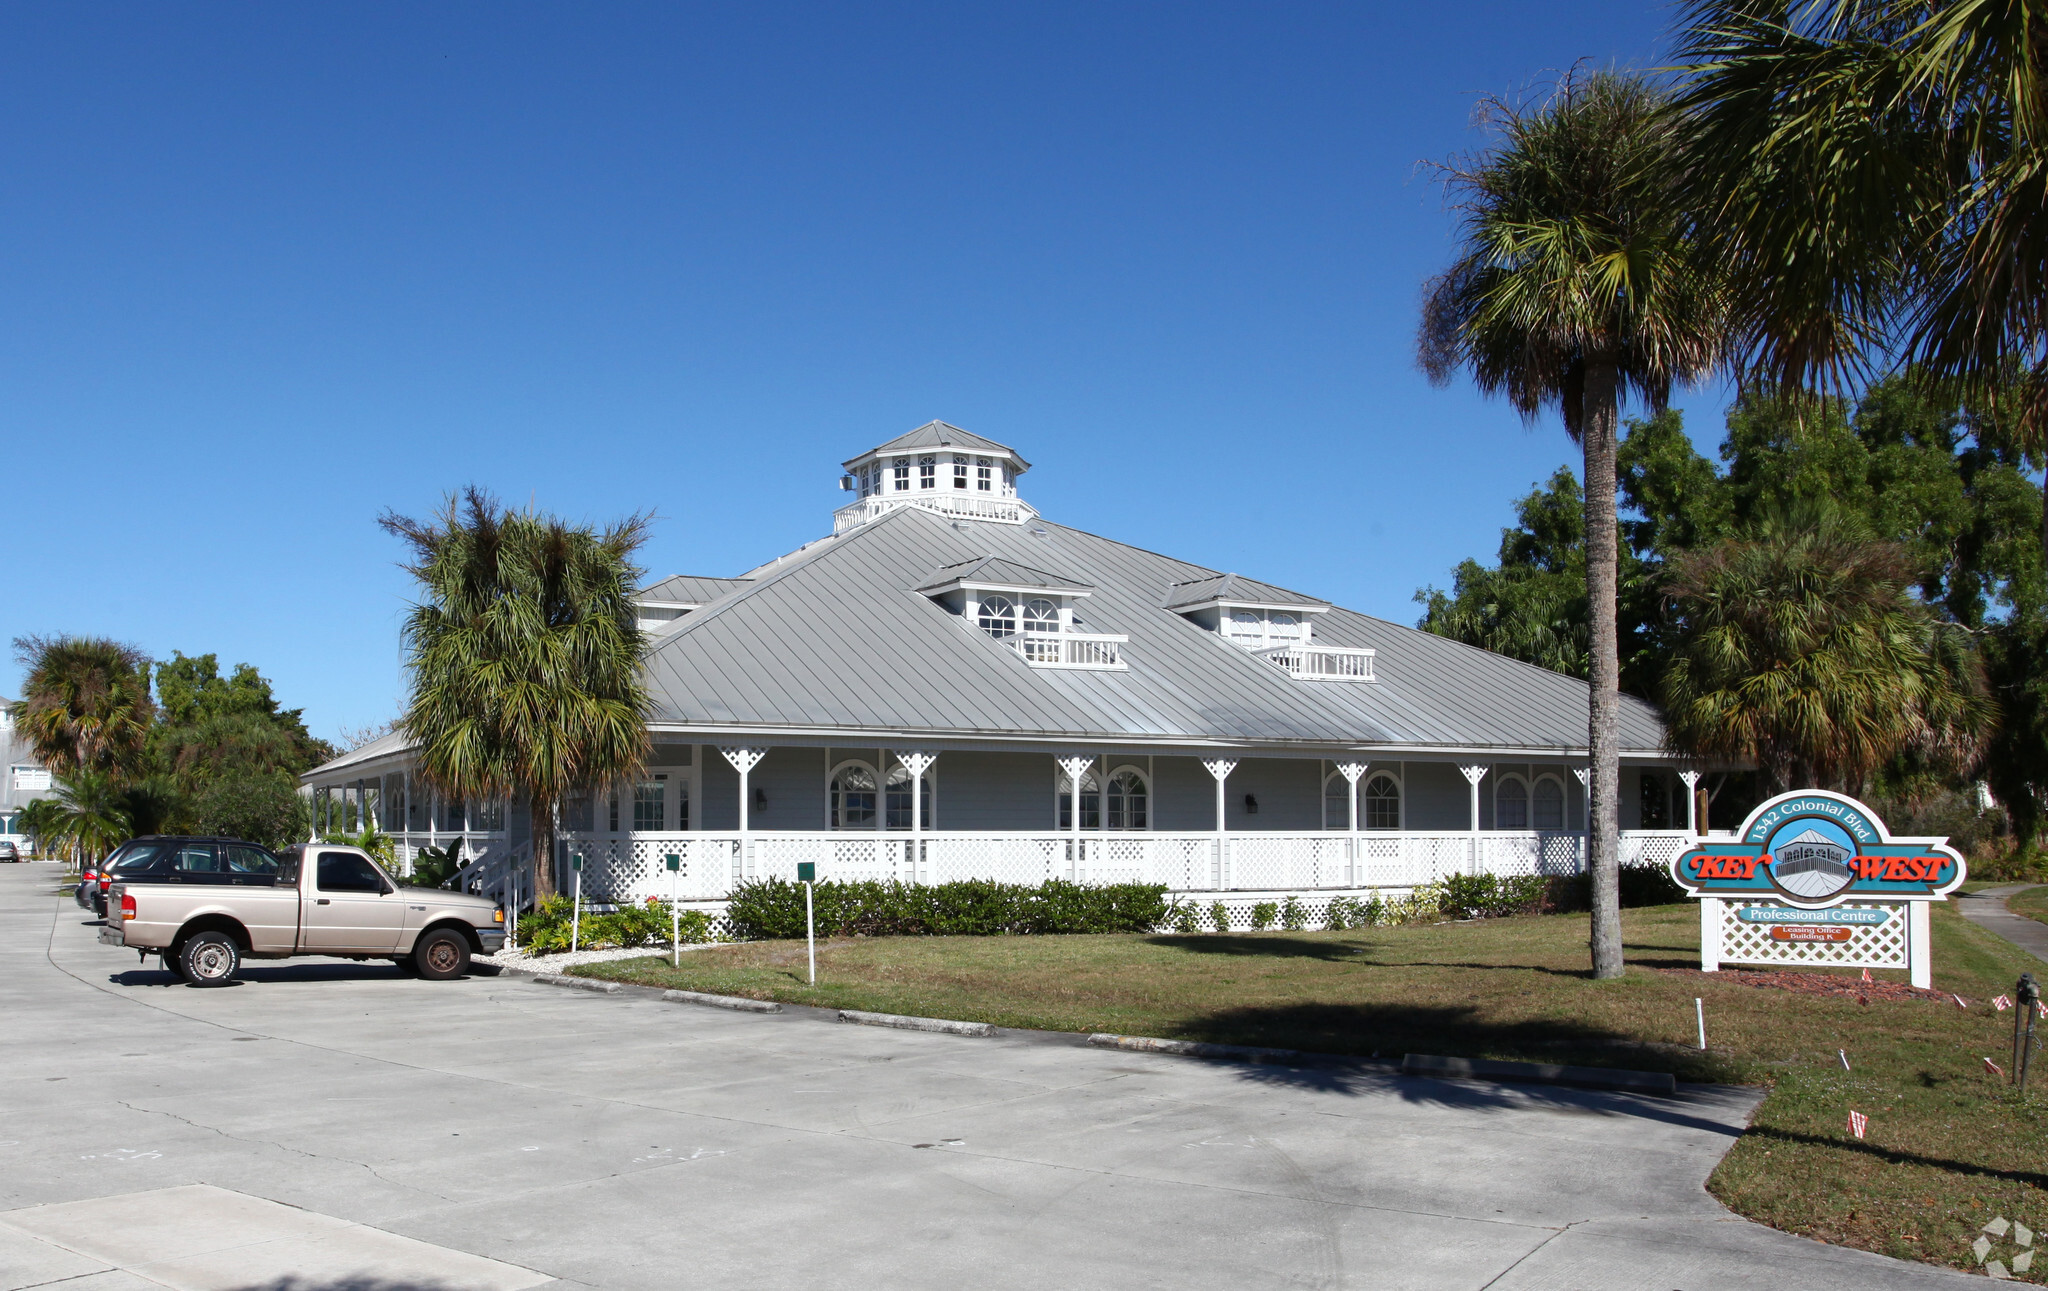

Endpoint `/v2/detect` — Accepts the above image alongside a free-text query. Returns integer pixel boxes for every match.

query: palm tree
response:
[381,488,654,901]
[1419,70,1725,979]
[10,636,155,779]
[1661,504,1997,793]
[1677,0,2048,558]
[15,797,66,865]
[49,771,133,869]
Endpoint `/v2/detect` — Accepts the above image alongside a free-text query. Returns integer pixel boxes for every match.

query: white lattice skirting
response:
[1714,901,1910,970]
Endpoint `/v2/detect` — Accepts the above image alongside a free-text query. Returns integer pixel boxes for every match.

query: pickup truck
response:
[99,836,507,985]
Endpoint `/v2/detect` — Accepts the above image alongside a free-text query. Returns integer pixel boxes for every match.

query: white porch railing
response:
[1007,630,1128,669]
[832,492,1034,534]
[1256,645,1376,681]
[545,829,1697,908]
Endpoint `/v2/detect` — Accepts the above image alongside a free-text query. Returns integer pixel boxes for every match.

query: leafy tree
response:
[187,774,309,851]
[380,487,653,900]
[1419,70,1725,980]
[149,652,330,788]
[1661,506,1996,794]
[10,636,155,778]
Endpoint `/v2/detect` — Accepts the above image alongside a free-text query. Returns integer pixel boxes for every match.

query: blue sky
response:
[1,2,1729,742]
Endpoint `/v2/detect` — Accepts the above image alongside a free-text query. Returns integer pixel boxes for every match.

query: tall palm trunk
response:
[1581,359,1625,980]
[530,798,557,901]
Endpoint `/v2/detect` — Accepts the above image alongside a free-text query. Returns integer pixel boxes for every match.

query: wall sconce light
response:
[1243,794,1259,815]
[754,787,768,810]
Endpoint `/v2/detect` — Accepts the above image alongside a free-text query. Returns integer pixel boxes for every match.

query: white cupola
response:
[834,421,1036,534]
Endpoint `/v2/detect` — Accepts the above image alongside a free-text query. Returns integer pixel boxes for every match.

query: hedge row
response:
[725,878,1171,940]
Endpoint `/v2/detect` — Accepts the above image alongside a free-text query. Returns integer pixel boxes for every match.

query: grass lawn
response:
[2007,884,2048,928]
[574,902,2048,1279]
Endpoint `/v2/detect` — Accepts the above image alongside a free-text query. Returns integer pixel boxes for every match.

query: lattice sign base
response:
[1700,896,1932,986]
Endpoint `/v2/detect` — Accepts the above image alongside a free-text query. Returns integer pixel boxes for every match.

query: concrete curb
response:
[1401,1052,1677,1097]
[1088,1034,1302,1063]
[533,973,622,994]
[664,989,781,1014]
[838,1009,994,1037]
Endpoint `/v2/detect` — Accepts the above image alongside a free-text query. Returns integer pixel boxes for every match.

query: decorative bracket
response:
[1201,759,1239,783]
[893,750,938,777]
[1573,767,1590,788]
[1458,764,1489,787]
[1335,761,1367,785]
[1678,770,1702,790]
[1055,755,1095,787]
[720,746,767,774]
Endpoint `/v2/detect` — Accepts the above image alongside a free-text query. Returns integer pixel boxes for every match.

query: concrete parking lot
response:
[1,867,1972,1290]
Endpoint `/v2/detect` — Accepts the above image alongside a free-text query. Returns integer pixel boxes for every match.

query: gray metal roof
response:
[641,504,1672,757]
[639,574,754,606]
[916,556,1094,596]
[844,421,1031,472]
[1164,573,1330,612]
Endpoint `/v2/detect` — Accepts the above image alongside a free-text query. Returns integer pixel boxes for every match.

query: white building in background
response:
[304,422,1703,925]
[1,700,56,852]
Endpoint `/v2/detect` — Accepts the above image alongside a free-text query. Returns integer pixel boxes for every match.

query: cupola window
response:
[953,455,970,489]
[892,459,910,491]
[919,455,937,489]
[976,458,993,491]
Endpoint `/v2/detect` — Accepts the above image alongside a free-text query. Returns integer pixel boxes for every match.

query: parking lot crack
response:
[115,1099,456,1203]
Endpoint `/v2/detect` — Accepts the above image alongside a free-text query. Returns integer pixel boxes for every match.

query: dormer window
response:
[1165,573,1376,682]
[919,557,1126,671]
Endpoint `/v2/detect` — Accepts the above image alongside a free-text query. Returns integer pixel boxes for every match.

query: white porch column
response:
[1336,762,1366,887]
[1203,759,1238,889]
[1574,767,1591,873]
[720,747,766,883]
[1057,756,1093,880]
[894,750,937,885]
[1700,896,1723,973]
[1459,765,1488,875]
[1679,770,1702,839]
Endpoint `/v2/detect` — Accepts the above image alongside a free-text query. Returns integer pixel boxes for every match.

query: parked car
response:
[0,841,19,862]
[101,837,506,985]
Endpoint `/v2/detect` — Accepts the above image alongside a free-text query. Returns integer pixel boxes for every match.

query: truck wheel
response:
[414,928,470,981]
[178,932,240,987]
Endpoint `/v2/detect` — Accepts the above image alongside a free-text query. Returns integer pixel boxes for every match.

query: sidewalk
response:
[1956,884,2048,964]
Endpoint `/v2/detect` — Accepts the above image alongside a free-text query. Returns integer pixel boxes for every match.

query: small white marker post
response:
[570,852,583,952]
[1696,998,1706,1051]
[799,861,817,985]
[666,854,681,968]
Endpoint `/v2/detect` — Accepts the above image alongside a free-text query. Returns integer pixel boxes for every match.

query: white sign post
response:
[570,851,583,953]
[798,860,817,984]
[666,853,681,967]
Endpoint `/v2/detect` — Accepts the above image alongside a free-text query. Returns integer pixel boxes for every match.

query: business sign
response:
[1670,790,1965,909]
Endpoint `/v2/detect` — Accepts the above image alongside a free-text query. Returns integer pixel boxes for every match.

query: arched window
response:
[884,764,934,829]
[1224,609,1263,644]
[1058,768,1101,829]
[1533,776,1565,830]
[1269,612,1301,641]
[1106,768,1148,829]
[830,763,877,829]
[1496,776,1529,830]
[1323,772,1352,830]
[1022,598,1059,633]
[1364,773,1401,830]
[977,595,1018,637]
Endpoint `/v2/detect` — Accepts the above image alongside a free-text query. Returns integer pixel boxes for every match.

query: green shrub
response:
[1541,863,1688,912]
[722,878,1171,941]
[1324,895,1358,930]
[405,844,462,888]
[1435,873,1549,920]
[1166,901,1201,934]
[1360,893,1387,926]
[514,895,715,953]
[1210,901,1230,932]
[1280,895,1307,931]
[1249,901,1278,930]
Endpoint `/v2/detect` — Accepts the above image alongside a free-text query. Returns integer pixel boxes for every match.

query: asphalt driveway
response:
[0,867,1973,1290]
